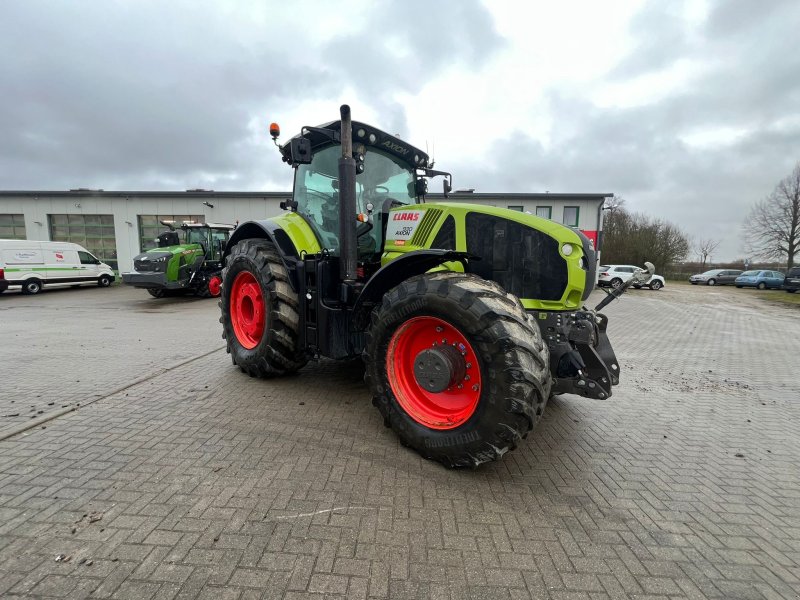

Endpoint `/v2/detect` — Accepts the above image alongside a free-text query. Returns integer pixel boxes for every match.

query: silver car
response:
[689,269,742,286]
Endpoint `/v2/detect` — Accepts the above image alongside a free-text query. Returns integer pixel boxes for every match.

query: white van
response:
[0,240,115,295]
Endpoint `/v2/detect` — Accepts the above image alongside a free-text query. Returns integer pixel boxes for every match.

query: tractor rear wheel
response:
[364,272,551,468]
[220,238,307,377]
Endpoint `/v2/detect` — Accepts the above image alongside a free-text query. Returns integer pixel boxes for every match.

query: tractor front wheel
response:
[364,272,551,468]
[196,274,222,298]
[220,238,307,377]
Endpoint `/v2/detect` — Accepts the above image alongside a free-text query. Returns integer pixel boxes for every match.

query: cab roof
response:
[279,120,430,169]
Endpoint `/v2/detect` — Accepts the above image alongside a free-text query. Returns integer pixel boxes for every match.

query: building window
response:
[563,206,579,227]
[138,215,205,252]
[507,205,523,212]
[49,214,118,269]
[535,206,552,219]
[0,214,26,239]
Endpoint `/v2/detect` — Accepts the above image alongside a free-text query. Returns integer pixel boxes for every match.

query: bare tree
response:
[602,207,690,270]
[603,194,625,215]
[696,238,720,267]
[744,162,800,268]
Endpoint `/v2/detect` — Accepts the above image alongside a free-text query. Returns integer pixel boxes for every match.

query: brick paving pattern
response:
[1,284,799,599]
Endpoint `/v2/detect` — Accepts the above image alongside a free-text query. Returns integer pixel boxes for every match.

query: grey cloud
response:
[0,0,503,190]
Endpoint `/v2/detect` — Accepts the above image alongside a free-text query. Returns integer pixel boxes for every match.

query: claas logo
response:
[392,212,420,222]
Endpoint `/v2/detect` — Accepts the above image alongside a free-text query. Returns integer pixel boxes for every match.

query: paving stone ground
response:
[0,283,798,599]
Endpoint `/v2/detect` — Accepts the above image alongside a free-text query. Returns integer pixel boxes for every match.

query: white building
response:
[0,190,610,272]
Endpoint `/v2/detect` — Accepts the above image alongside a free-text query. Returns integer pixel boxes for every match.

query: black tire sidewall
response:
[23,280,42,294]
[98,275,112,287]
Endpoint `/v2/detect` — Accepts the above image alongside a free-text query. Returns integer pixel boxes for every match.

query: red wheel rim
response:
[230,271,265,349]
[386,316,481,430]
[208,276,222,297]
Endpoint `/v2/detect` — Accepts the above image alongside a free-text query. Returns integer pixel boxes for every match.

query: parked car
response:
[689,268,742,286]
[598,265,665,290]
[0,239,115,295]
[734,270,784,290]
[783,266,800,293]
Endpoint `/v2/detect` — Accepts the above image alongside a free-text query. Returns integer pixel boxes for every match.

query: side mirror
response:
[443,178,452,198]
[94,259,101,265]
[290,138,312,165]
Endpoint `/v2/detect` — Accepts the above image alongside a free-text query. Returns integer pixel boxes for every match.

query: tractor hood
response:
[382,202,595,310]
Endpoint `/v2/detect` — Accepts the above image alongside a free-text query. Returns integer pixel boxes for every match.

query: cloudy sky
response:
[2,0,799,260]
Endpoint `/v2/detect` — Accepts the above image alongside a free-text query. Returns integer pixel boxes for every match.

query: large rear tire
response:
[364,272,551,468]
[220,238,307,377]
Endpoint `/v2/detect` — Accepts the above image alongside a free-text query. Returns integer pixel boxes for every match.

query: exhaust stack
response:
[338,104,357,287]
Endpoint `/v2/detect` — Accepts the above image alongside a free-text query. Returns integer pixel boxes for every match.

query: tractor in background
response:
[123,221,234,298]
[218,105,646,467]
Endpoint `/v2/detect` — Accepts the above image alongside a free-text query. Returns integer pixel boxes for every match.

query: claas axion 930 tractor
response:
[219,105,650,468]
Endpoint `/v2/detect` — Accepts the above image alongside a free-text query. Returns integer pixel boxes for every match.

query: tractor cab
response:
[294,144,415,259]
[277,119,450,266]
[182,223,231,262]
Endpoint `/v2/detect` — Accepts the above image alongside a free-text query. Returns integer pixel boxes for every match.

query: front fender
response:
[224,221,291,260]
[352,249,474,330]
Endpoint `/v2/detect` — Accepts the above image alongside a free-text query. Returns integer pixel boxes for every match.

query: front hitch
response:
[595,261,655,311]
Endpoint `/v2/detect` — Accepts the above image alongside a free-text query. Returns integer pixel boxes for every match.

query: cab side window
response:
[78,251,96,265]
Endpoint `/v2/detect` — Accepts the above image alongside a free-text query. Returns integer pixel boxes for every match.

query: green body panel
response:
[268,212,323,255]
[381,202,588,311]
[133,244,203,282]
[162,245,204,281]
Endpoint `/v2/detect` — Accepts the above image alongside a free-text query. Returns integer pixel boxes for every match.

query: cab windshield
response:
[294,145,415,255]
[185,228,209,246]
[185,227,228,260]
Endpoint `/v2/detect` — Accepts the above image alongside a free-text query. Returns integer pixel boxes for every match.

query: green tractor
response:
[219,106,645,467]
[123,222,234,298]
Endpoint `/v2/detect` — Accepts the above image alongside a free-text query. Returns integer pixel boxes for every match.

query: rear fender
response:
[352,249,473,330]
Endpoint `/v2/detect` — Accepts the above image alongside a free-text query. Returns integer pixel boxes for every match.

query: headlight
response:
[155,256,168,263]
[562,243,574,256]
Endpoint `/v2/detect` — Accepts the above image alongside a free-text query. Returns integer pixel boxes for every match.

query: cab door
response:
[78,250,102,280]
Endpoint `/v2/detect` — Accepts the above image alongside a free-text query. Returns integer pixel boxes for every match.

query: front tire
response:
[650,280,663,290]
[364,272,551,468]
[21,279,43,295]
[757,282,766,290]
[220,238,307,377]
[147,288,166,298]
[196,275,222,298]
[707,279,716,286]
[98,275,113,287]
